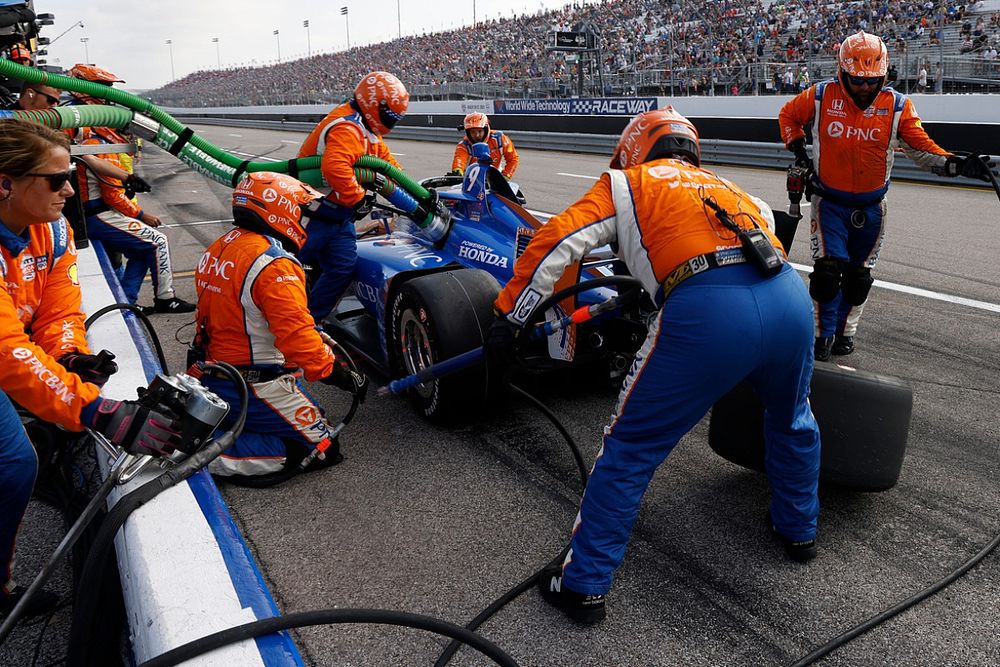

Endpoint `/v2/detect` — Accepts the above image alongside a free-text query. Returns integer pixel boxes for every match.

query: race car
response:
[323,158,647,422]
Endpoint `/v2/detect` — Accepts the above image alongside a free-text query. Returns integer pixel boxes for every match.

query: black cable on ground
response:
[136,609,520,667]
[84,303,170,373]
[507,383,589,492]
[788,527,1000,667]
[67,362,247,667]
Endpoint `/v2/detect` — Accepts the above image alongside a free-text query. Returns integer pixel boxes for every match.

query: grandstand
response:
[146,0,1000,107]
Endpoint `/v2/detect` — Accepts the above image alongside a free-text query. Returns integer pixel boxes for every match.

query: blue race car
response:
[323,160,647,422]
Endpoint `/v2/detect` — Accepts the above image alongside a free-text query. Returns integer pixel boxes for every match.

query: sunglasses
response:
[846,75,882,86]
[26,170,74,192]
[29,88,60,106]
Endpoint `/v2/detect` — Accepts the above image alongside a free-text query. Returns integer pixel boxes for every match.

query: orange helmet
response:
[231,172,322,252]
[69,63,125,84]
[610,106,700,169]
[463,112,490,142]
[353,71,409,136]
[838,31,887,78]
[9,43,31,65]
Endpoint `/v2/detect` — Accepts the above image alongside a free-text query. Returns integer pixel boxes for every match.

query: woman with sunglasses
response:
[778,30,997,362]
[0,118,183,619]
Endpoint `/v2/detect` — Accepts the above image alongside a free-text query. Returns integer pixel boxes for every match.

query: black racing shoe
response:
[768,516,817,562]
[0,584,60,619]
[536,566,607,624]
[814,336,834,362]
[150,296,196,314]
[832,335,855,356]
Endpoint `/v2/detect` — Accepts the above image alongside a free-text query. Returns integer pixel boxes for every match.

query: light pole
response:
[79,36,89,63]
[165,39,175,81]
[341,7,350,49]
[212,37,220,68]
[303,20,311,57]
[48,19,84,46]
[396,1,401,38]
[273,29,280,61]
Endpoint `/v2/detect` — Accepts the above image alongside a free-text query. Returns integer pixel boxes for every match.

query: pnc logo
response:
[261,188,278,203]
[827,121,844,138]
[294,406,318,426]
[12,347,32,360]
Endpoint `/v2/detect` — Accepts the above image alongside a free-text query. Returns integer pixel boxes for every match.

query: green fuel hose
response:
[0,58,431,202]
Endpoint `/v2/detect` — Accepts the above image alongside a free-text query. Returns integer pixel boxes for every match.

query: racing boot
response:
[768,514,817,562]
[832,335,855,356]
[814,336,834,362]
[0,584,60,619]
[537,565,606,624]
[143,296,196,315]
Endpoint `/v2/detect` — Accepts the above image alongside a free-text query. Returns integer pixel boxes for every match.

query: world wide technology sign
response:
[493,98,658,115]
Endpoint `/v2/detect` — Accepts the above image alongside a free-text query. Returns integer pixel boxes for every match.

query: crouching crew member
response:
[193,172,367,483]
[489,108,822,623]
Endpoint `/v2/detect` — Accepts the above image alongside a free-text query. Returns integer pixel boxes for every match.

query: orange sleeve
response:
[0,285,99,431]
[778,86,817,147]
[495,175,617,321]
[31,225,90,358]
[89,145,143,218]
[500,134,519,178]
[451,142,469,174]
[320,124,369,207]
[251,258,335,382]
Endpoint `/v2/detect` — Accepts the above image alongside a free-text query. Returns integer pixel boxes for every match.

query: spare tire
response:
[708,363,912,491]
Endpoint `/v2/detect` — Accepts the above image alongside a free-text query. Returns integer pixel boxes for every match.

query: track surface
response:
[5,125,999,666]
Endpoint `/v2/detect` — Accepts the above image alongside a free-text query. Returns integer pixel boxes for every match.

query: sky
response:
[34,0,582,91]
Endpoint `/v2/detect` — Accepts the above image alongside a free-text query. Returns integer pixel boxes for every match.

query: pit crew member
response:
[450,113,519,179]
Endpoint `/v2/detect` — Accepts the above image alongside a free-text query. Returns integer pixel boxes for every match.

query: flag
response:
[340,7,348,15]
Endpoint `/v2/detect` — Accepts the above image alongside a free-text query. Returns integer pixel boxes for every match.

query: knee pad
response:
[842,267,874,306]
[809,257,842,303]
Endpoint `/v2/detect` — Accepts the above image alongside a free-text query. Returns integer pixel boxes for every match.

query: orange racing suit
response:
[0,217,98,430]
[451,131,520,179]
[296,101,404,321]
[194,227,339,477]
[495,159,820,596]
[778,80,952,339]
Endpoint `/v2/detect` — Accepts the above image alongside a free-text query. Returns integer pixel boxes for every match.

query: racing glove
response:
[788,139,813,171]
[353,193,377,220]
[484,314,522,371]
[944,154,998,182]
[89,398,183,457]
[123,174,152,198]
[60,350,119,387]
[448,168,463,176]
[322,357,369,403]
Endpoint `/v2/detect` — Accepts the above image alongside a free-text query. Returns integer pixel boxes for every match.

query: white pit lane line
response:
[528,207,998,314]
[558,172,599,180]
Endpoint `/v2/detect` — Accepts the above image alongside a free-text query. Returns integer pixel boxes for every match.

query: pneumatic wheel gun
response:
[136,372,230,463]
[786,165,809,220]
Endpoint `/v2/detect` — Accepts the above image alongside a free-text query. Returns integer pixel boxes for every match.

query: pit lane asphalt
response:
[6,125,998,666]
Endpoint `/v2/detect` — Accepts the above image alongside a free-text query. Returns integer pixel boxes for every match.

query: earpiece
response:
[1,180,10,190]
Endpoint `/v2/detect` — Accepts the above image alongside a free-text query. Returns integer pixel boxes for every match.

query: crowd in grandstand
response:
[147,0,1000,107]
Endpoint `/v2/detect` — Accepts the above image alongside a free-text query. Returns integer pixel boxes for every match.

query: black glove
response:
[90,398,183,457]
[60,350,118,387]
[322,357,369,403]
[353,193,377,220]
[944,154,998,182]
[123,174,151,198]
[484,316,522,370]
[789,139,812,171]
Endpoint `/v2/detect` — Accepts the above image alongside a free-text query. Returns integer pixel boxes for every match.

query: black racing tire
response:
[388,269,501,422]
[708,363,913,491]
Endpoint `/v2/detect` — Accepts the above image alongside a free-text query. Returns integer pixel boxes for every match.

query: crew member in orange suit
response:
[488,108,822,624]
[450,113,519,179]
[0,119,181,618]
[193,172,367,483]
[297,71,408,323]
[779,31,997,360]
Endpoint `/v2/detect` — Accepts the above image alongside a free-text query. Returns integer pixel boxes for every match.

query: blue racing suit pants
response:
[86,211,175,304]
[202,371,338,477]
[810,195,886,338]
[0,390,37,595]
[561,263,821,596]
[297,218,357,323]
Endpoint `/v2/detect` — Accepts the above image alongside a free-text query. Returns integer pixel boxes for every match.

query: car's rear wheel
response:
[388,269,500,422]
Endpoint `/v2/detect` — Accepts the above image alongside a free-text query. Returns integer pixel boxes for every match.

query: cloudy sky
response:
[34,0,582,90]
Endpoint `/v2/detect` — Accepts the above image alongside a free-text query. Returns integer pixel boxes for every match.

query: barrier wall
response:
[79,241,302,665]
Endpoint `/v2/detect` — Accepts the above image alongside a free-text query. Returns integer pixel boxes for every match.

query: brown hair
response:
[0,118,72,177]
